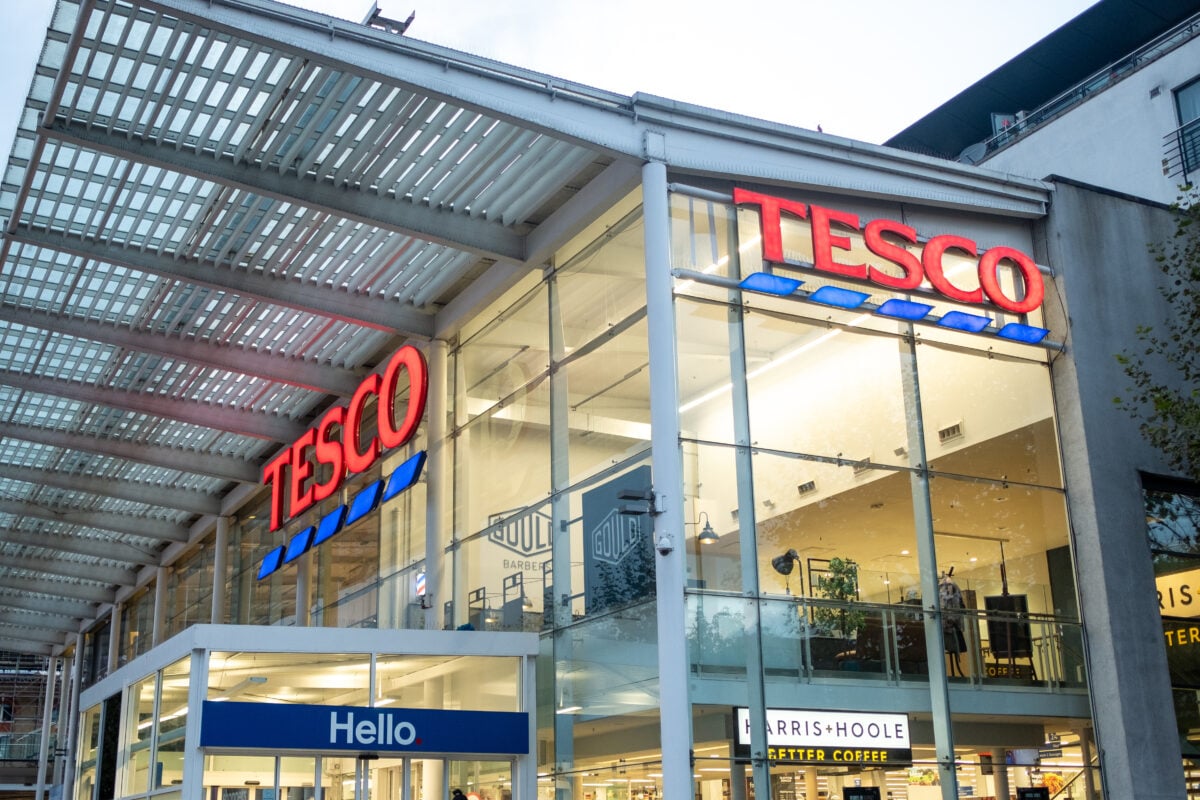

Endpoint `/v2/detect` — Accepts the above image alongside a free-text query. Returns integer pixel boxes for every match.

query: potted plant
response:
[813,557,865,641]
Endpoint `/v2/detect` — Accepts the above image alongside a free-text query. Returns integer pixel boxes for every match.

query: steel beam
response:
[0,592,93,620]
[0,608,80,633]
[0,304,359,397]
[0,370,307,443]
[0,575,114,605]
[46,118,525,262]
[0,637,56,657]
[0,498,190,543]
[1,422,261,485]
[0,464,221,517]
[9,227,436,338]
[0,554,137,587]
[0,527,161,567]
[0,624,71,646]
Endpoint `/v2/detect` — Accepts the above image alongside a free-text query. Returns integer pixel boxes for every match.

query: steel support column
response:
[641,160,691,800]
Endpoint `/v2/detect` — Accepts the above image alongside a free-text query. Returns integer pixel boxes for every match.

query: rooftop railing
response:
[967,11,1200,162]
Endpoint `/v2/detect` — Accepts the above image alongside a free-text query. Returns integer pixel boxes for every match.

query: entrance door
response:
[203,754,441,800]
[202,754,511,800]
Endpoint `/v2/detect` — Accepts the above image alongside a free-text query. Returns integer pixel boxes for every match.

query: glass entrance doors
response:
[202,754,511,800]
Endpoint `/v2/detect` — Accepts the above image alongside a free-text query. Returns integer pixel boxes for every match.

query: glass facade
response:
[1147,481,1200,795]
[75,182,1097,800]
[77,641,526,800]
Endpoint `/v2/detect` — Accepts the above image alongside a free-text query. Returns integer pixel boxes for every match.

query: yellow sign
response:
[765,747,893,763]
[1157,569,1200,617]
[1164,625,1200,647]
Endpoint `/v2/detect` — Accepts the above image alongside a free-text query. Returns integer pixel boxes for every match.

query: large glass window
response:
[120,674,156,797]
[1175,77,1200,175]
[120,584,155,666]
[166,536,214,639]
[669,184,1089,797]
[1146,481,1200,772]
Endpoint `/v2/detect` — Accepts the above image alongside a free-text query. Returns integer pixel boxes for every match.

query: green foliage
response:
[812,557,865,638]
[1114,185,1200,481]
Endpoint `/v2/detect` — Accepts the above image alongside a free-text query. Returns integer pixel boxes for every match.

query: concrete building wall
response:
[981,37,1200,205]
[1040,178,1187,799]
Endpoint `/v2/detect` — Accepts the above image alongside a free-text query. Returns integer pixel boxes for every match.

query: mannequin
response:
[939,568,966,677]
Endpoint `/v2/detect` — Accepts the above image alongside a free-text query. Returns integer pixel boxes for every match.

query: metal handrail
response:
[1163,117,1200,179]
[973,12,1200,160]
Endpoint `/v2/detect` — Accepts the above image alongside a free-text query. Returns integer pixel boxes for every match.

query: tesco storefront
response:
[73,173,1096,800]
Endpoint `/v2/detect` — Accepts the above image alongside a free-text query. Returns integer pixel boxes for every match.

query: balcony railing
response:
[1164,117,1200,179]
[687,592,1087,690]
[967,12,1200,163]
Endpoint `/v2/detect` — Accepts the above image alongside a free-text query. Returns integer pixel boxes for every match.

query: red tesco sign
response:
[733,188,1044,314]
[262,345,428,531]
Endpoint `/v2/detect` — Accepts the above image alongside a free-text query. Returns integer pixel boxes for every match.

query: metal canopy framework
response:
[0,0,1053,656]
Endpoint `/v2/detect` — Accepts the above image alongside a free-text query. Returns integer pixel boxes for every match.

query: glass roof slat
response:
[432,126,538,212]
[0,323,46,374]
[107,13,161,133]
[195,42,257,148]
[291,213,342,284]
[295,77,375,178]
[238,202,296,272]
[335,92,429,189]
[183,184,238,258]
[375,102,462,199]
[156,30,218,144]
[126,14,183,139]
[275,70,356,174]
[41,333,110,384]
[146,26,202,146]
[141,176,194,252]
[234,58,314,167]
[468,133,557,219]
[501,144,598,226]
[169,176,222,256]
[82,4,136,131]
[406,249,479,308]
[406,110,483,201]
[210,193,271,265]
[9,392,85,431]
[213,52,279,157]
[50,0,82,37]
[324,85,409,187]
[335,226,395,293]
[258,63,329,168]
[353,96,433,193]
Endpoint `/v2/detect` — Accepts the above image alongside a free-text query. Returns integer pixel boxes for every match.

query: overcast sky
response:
[1,0,1097,174]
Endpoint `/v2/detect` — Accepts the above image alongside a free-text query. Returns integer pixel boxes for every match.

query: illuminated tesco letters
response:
[262,345,428,531]
[733,188,1045,314]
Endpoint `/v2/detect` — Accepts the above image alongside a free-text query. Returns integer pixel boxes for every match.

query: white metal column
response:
[212,516,230,624]
[61,638,83,800]
[181,648,209,800]
[425,339,449,630]
[641,160,691,800]
[153,566,168,646]
[35,655,57,800]
[900,335,958,799]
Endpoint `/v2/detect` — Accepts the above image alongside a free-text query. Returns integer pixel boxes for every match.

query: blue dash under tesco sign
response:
[200,701,528,755]
[257,345,428,580]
